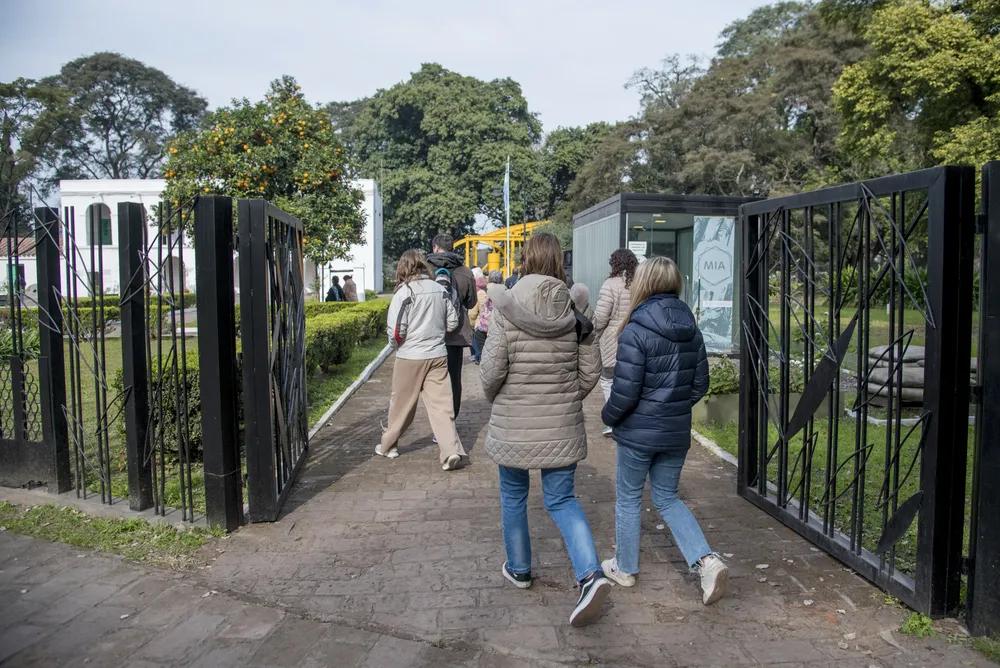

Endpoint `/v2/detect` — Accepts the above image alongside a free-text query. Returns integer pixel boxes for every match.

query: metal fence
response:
[0,194,309,532]
[737,165,993,626]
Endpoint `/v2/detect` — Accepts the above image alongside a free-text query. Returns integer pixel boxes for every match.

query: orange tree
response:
[162,76,364,262]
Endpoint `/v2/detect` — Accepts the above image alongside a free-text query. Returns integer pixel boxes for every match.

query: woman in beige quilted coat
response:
[479,232,611,628]
[592,249,639,435]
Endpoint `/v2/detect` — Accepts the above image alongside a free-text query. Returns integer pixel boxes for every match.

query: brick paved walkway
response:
[1,357,991,667]
[196,357,988,667]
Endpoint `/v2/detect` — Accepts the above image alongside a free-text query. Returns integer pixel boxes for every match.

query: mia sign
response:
[692,217,736,353]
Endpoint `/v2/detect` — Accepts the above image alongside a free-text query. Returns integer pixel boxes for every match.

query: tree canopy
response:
[163,76,364,263]
[40,53,207,183]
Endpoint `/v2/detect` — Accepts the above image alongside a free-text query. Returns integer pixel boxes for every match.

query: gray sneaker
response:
[601,557,635,587]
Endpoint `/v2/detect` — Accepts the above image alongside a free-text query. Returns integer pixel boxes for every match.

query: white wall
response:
[320,179,383,297]
[57,179,197,299]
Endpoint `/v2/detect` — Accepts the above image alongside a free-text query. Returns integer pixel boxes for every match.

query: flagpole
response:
[505,157,511,278]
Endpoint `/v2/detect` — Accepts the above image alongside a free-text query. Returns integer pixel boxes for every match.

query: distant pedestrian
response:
[593,249,638,436]
[472,270,503,364]
[426,234,477,419]
[600,256,728,604]
[468,276,488,363]
[377,250,467,471]
[504,266,520,290]
[479,232,610,627]
[343,274,359,302]
[325,276,346,302]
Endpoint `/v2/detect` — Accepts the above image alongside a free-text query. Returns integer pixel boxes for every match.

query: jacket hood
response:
[426,251,463,270]
[488,274,576,339]
[631,294,698,343]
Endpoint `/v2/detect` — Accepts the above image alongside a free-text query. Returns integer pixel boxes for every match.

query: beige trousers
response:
[380,356,466,463]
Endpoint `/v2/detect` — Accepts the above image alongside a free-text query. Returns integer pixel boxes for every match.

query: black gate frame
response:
[239,199,309,523]
[738,166,976,616]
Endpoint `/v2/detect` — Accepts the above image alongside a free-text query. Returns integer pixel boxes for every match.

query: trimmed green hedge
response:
[304,300,390,372]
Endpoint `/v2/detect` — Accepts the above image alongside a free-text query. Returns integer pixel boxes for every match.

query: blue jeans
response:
[615,447,712,574]
[498,464,601,582]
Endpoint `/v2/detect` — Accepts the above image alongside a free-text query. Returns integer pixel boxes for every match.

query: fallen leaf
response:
[758,577,768,583]
[804,599,814,606]
[723,553,734,558]
[837,609,847,615]
[656,524,665,530]
[844,632,857,640]
[756,564,770,570]
[120,614,130,620]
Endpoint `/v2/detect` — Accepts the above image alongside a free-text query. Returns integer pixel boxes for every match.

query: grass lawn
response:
[307,338,387,426]
[694,394,976,577]
[0,501,221,569]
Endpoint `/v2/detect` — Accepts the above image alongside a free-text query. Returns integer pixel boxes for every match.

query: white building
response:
[2,178,383,304]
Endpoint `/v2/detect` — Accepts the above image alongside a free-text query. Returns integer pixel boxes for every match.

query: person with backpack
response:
[599,256,728,605]
[479,232,610,627]
[426,233,477,419]
[377,249,467,471]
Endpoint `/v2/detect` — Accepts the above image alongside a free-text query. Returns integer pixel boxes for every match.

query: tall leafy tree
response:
[348,64,544,256]
[539,122,612,217]
[163,77,364,263]
[834,0,1000,174]
[0,79,67,230]
[41,52,207,183]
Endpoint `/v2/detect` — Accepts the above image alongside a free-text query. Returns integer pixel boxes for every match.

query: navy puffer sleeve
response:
[691,332,709,405]
[601,324,644,427]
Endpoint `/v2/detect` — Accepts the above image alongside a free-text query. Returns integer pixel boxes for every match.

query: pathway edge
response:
[691,429,738,467]
[308,344,393,440]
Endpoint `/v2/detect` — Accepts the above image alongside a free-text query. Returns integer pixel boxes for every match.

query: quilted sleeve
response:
[479,312,509,403]
[577,329,600,400]
[593,279,614,334]
[691,331,709,405]
[601,325,645,427]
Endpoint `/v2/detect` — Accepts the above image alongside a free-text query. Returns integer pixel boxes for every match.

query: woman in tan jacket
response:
[592,249,638,436]
[479,232,610,627]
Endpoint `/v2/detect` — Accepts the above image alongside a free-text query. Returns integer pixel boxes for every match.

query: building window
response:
[86,204,112,246]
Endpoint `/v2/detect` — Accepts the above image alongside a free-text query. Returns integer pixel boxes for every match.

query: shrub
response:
[364,290,378,301]
[111,350,243,462]
[705,356,804,396]
[0,329,40,360]
[305,312,365,372]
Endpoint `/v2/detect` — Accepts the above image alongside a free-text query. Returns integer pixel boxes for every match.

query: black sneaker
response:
[570,571,611,627]
[502,561,532,589]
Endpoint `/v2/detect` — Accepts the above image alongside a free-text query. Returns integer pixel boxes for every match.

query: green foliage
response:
[364,290,378,302]
[0,501,220,569]
[304,300,390,372]
[539,123,612,217]
[971,634,1000,663]
[163,76,364,263]
[0,328,39,359]
[900,612,936,639]
[707,357,741,395]
[346,64,545,257]
[717,2,814,57]
[39,52,207,183]
[833,0,1000,174]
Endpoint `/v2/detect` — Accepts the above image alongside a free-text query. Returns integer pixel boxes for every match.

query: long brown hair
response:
[617,256,684,338]
[395,249,432,287]
[520,232,566,283]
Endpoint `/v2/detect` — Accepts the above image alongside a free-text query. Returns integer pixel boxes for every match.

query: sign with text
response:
[692,216,735,353]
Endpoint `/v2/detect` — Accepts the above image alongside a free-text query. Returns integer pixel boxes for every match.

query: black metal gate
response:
[738,166,977,616]
[239,199,309,523]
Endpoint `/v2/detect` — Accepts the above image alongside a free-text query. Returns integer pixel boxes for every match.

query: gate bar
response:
[195,196,244,531]
[969,161,1000,636]
[35,207,71,493]
[118,202,154,510]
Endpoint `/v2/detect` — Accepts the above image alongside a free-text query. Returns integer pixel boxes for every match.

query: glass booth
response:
[571,193,757,353]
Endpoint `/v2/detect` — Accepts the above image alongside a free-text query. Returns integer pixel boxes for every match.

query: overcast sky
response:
[2,0,764,130]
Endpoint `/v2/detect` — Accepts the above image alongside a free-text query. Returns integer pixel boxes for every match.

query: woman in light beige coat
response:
[479,232,610,628]
[592,248,638,436]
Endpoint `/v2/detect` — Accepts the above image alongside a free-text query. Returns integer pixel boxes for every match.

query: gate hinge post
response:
[977,213,987,235]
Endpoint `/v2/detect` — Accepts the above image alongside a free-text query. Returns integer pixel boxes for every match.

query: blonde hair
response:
[617,256,684,338]
[395,249,432,286]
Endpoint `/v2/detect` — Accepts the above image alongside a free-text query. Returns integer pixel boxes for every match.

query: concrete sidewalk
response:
[0,357,991,667]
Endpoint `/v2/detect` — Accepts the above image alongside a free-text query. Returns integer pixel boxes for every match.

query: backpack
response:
[434,267,465,321]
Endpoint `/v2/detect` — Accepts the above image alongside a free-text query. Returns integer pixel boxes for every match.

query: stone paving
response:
[0,356,993,667]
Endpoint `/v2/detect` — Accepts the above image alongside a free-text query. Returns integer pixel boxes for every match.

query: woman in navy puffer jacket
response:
[599,256,729,605]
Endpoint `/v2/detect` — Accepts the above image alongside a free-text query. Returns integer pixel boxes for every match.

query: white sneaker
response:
[374,444,399,459]
[698,554,729,605]
[601,558,635,587]
[442,454,461,471]
[601,426,613,437]
[432,436,438,444]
